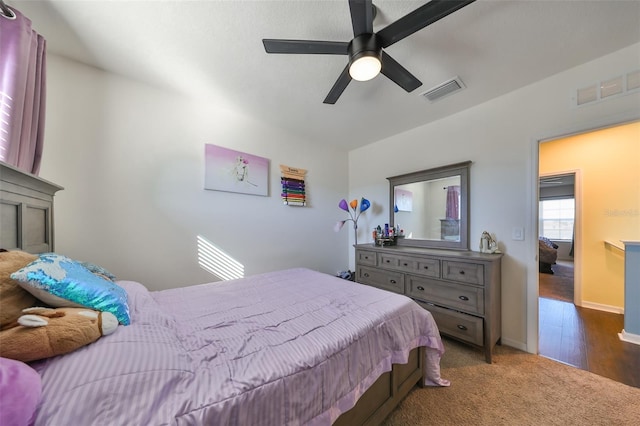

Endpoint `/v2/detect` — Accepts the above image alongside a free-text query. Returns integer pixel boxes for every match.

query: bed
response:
[0,162,448,425]
[539,236,558,274]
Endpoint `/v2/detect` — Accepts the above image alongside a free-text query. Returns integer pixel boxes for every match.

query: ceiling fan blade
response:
[377,0,475,48]
[324,65,352,104]
[349,0,374,37]
[263,39,349,55]
[380,51,422,92]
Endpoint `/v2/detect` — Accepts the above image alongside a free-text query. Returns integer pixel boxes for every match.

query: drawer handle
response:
[423,266,429,270]
[459,270,465,275]
[459,295,469,301]
[385,260,391,263]
[403,263,408,266]
[457,325,468,331]
[364,273,370,278]
[390,279,397,284]
[364,256,369,260]
[417,286,425,291]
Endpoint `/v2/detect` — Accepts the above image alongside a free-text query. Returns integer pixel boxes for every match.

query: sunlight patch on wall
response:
[0,90,13,160]
[197,235,244,280]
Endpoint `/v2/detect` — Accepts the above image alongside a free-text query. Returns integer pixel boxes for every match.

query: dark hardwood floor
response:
[539,262,640,388]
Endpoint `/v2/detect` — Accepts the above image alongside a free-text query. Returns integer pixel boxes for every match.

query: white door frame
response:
[526,112,640,354]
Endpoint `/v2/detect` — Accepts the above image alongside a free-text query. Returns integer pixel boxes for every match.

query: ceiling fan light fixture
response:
[348,33,382,82]
[349,53,381,81]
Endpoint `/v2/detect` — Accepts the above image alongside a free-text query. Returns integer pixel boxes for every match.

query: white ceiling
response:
[9,0,640,150]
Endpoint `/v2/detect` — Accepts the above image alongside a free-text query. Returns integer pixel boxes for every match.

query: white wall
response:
[554,242,573,261]
[348,43,640,351]
[39,55,350,290]
[394,182,426,238]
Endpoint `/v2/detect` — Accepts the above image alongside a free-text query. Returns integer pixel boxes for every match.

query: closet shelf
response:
[604,240,625,252]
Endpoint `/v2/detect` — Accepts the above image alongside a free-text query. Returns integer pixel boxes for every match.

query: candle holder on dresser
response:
[375,236,398,247]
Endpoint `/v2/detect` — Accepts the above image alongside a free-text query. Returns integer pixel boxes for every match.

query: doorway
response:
[538,173,575,303]
[535,121,640,388]
[537,170,580,368]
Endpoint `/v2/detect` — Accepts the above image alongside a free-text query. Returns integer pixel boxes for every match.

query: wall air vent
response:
[421,76,465,102]
[573,69,640,107]
[627,70,640,91]
[577,84,597,105]
[600,76,623,99]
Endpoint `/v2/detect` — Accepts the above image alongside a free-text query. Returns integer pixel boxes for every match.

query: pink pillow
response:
[0,357,42,426]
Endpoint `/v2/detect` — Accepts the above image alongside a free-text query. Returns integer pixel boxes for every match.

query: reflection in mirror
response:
[394,176,461,241]
[388,161,471,250]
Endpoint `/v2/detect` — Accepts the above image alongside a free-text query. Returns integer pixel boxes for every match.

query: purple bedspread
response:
[32,268,447,425]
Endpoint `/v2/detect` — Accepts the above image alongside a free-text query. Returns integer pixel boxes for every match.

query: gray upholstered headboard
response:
[0,162,63,254]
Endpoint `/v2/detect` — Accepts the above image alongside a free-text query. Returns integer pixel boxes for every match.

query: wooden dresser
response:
[355,244,502,363]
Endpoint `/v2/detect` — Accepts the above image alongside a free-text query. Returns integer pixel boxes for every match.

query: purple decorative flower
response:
[335,197,371,245]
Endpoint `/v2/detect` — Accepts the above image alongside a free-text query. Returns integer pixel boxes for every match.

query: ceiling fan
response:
[262,0,475,104]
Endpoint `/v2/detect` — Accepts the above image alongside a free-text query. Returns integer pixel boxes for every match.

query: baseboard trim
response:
[501,337,527,352]
[579,301,624,314]
[618,330,640,346]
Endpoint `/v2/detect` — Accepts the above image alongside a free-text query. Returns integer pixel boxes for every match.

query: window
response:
[539,198,575,240]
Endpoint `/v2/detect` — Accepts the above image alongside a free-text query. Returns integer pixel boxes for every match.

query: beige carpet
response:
[383,338,640,425]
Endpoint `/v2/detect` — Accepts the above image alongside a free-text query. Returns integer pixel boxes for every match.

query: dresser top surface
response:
[355,244,503,261]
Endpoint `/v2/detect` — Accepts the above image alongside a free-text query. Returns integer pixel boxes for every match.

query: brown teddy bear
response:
[1,249,121,361]
[0,306,118,362]
[0,249,38,330]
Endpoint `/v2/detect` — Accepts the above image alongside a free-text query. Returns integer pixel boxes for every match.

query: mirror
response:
[388,161,471,250]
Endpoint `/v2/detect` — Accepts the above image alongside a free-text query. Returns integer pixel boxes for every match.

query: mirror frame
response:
[388,161,471,250]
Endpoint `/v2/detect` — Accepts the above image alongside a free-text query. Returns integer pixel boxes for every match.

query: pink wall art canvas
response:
[394,188,413,212]
[204,144,269,196]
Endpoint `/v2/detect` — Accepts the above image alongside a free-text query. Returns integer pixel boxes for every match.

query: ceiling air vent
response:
[421,77,465,102]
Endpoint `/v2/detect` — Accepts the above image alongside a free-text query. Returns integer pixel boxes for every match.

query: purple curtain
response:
[0,5,46,175]
[445,185,460,220]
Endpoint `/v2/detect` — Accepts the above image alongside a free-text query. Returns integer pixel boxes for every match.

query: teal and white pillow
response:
[11,253,130,325]
[79,261,117,281]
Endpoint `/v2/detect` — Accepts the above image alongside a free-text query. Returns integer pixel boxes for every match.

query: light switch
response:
[512,227,524,241]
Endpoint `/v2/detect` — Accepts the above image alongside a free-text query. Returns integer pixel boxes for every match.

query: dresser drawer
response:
[377,253,440,278]
[378,253,407,270]
[417,302,484,346]
[407,276,484,315]
[357,266,405,294]
[442,261,484,286]
[415,258,440,277]
[357,250,377,266]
